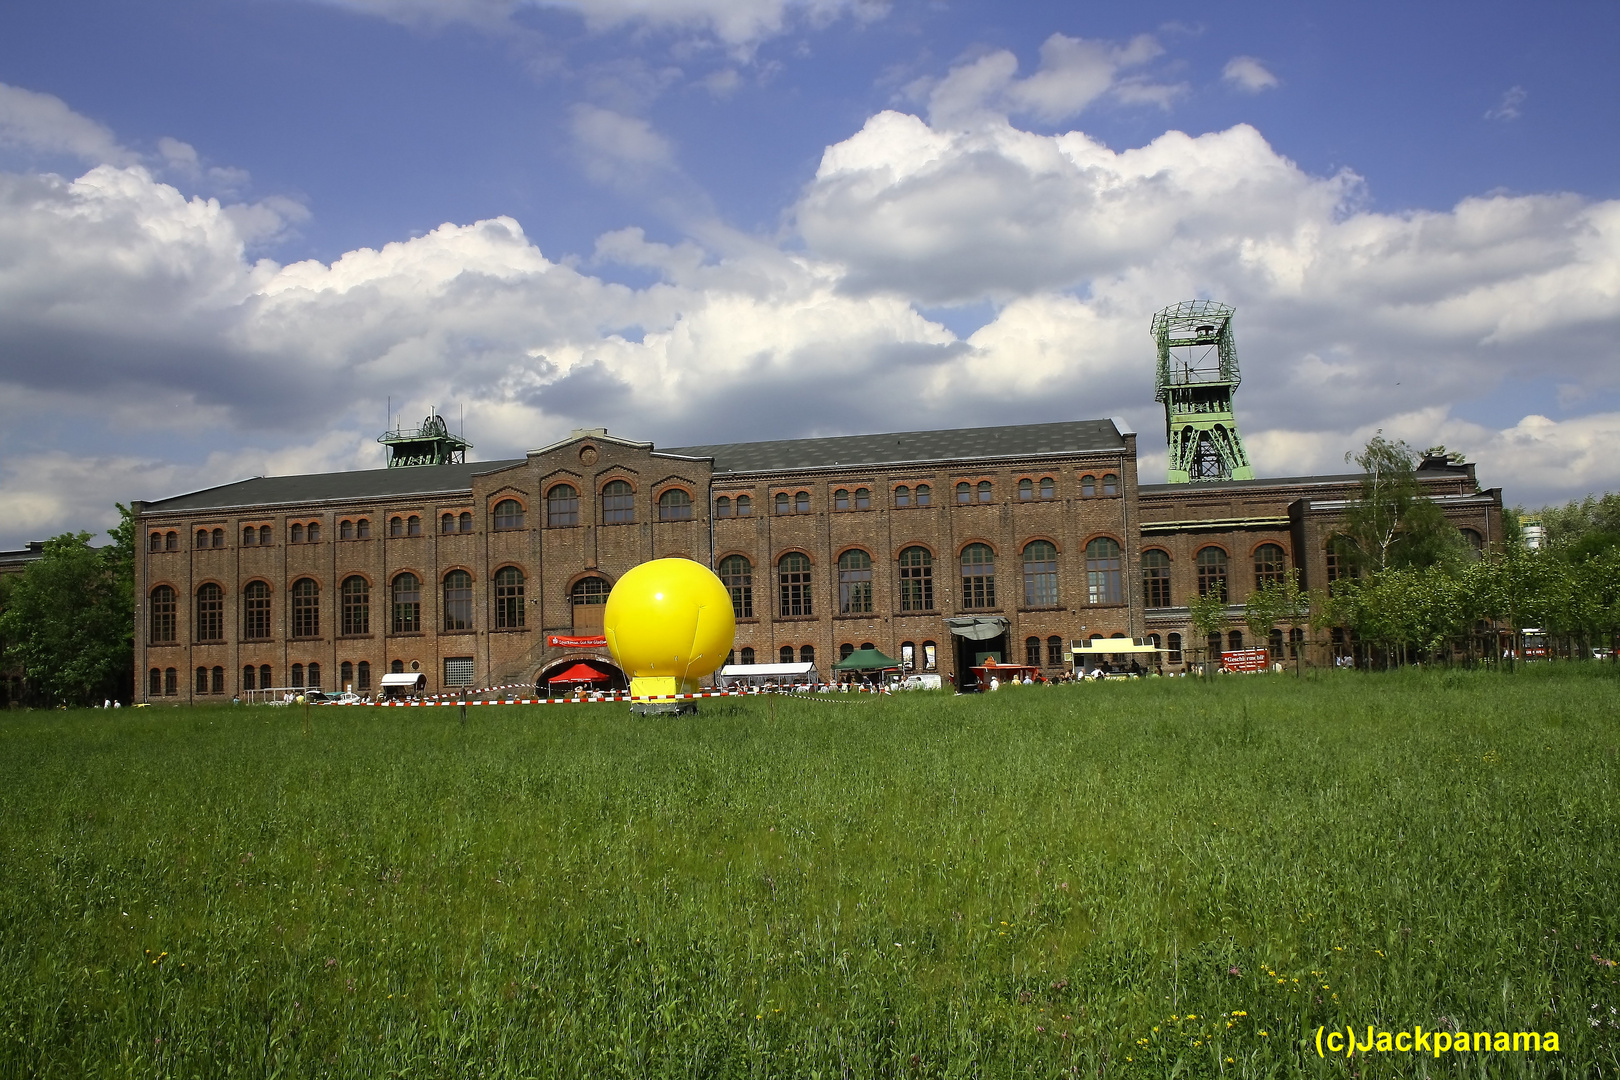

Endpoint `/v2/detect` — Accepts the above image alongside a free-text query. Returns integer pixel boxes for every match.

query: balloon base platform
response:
[630,700,698,716]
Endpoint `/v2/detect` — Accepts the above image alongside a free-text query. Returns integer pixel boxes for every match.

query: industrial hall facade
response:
[130,412,1504,703]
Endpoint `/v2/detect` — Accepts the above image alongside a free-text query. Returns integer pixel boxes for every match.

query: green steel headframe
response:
[1151,299,1253,483]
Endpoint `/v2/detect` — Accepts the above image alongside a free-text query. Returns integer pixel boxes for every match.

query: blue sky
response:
[0,0,1617,546]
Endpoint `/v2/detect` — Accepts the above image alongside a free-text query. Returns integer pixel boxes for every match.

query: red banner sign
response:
[547,635,608,648]
[1222,648,1271,673]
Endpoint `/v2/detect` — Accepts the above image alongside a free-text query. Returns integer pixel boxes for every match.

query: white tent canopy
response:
[380,673,426,689]
[1071,640,1165,654]
[716,662,819,684]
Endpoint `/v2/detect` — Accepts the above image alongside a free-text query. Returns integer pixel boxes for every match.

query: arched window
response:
[242,665,257,691]
[1040,477,1055,500]
[1080,475,1096,497]
[735,494,752,517]
[163,531,177,551]
[244,526,258,546]
[895,485,911,507]
[840,642,855,661]
[854,488,870,510]
[149,532,163,552]
[1460,527,1483,551]
[1268,627,1284,660]
[406,515,422,537]
[956,481,971,504]
[195,583,224,642]
[307,522,320,543]
[1289,628,1305,658]
[795,491,810,514]
[718,555,753,618]
[443,570,473,631]
[459,511,472,533]
[900,641,915,670]
[163,667,177,696]
[212,528,225,548]
[778,552,813,617]
[1018,478,1034,501]
[838,549,873,614]
[547,485,579,528]
[571,576,609,607]
[602,481,634,524]
[1046,635,1064,666]
[1168,632,1183,664]
[391,660,404,674]
[355,519,370,539]
[341,660,353,688]
[915,484,932,506]
[259,664,272,688]
[391,574,421,633]
[150,585,177,644]
[1325,538,1348,596]
[1143,549,1171,608]
[357,660,371,690]
[307,662,322,689]
[715,496,732,518]
[1023,541,1059,607]
[1253,543,1286,588]
[242,581,270,640]
[779,645,794,664]
[291,664,304,689]
[340,519,355,540]
[1228,630,1244,652]
[494,567,525,629]
[833,488,850,511]
[196,666,209,694]
[489,500,522,530]
[1207,633,1222,661]
[1196,547,1228,601]
[800,645,815,664]
[258,525,271,545]
[341,576,369,636]
[441,513,456,534]
[389,516,404,538]
[291,578,320,638]
[740,647,755,664]
[1025,636,1041,665]
[1084,537,1122,605]
[658,489,693,521]
[775,492,791,515]
[960,544,995,609]
[977,480,992,503]
[1101,473,1118,496]
[898,546,933,612]
[289,523,304,544]
[196,529,209,549]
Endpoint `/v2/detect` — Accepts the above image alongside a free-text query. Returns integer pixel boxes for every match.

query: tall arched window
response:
[779,645,794,663]
[778,553,813,617]
[718,555,753,618]
[289,523,304,544]
[915,484,931,506]
[391,573,421,633]
[1101,473,1118,496]
[833,488,850,511]
[898,547,933,612]
[1046,635,1064,666]
[1080,475,1096,497]
[602,481,635,524]
[196,529,209,549]
[800,645,815,664]
[1039,477,1054,499]
[340,519,355,540]
[895,485,911,507]
[149,585,176,644]
[259,664,272,688]
[960,544,996,609]
[355,519,370,539]
[547,485,579,527]
[715,496,732,518]
[196,666,210,694]
[291,578,320,638]
[1018,478,1034,501]
[956,481,971,504]
[243,665,257,690]
[1142,549,1171,608]
[571,576,609,608]
[1085,537,1122,605]
[195,583,224,642]
[838,549,873,614]
[854,488,870,510]
[1025,637,1042,665]
[150,532,163,552]
[244,525,259,546]
[977,480,993,503]
[341,660,353,687]
[735,494,752,517]
[165,531,178,551]
[1167,632,1183,664]
[1023,541,1059,607]
[306,522,320,543]
[406,515,421,536]
[494,567,525,629]
[794,491,810,514]
[357,660,371,690]
[390,516,404,538]
[307,662,322,688]
[258,525,272,545]
[658,489,693,521]
[441,513,456,534]
[492,500,524,531]
[211,528,225,548]
[740,647,754,664]
[1253,543,1286,588]
[243,581,270,640]
[1196,547,1228,602]
[458,511,472,533]
[443,570,473,631]
[341,576,369,636]
[775,492,791,515]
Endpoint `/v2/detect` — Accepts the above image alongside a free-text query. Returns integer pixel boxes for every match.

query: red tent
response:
[548,663,611,684]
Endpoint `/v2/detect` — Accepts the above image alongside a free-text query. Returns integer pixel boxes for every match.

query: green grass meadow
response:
[2,669,1617,1078]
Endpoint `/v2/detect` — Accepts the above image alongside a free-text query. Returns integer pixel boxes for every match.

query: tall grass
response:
[1,667,1616,1077]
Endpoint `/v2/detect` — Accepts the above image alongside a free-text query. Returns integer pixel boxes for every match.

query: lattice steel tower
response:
[1152,300,1254,483]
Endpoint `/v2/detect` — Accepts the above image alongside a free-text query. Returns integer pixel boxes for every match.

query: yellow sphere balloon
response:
[603,558,736,698]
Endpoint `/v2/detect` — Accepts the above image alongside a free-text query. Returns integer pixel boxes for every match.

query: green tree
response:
[1186,590,1228,675]
[0,506,135,705]
[1247,569,1308,675]
[1538,491,1620,555]
[1335,434,1469,575]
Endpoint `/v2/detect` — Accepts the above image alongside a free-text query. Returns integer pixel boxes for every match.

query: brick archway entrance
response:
[535,656,627,695]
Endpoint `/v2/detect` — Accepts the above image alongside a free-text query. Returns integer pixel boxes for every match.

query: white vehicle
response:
[317,691,365,705]
[897,673,943,691]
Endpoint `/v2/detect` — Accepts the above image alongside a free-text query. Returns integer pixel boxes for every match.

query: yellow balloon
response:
[603,558,736,698]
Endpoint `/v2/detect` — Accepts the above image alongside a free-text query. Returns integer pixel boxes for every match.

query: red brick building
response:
[130,420,1501,701]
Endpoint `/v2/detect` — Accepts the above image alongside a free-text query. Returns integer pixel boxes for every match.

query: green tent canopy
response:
[832,647,901,671]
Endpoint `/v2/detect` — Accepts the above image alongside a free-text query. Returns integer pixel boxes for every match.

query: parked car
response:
[897,673,943,691]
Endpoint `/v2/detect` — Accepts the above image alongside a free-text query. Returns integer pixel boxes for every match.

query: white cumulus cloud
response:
[1222,56,1279,93]
[0,82,136,165]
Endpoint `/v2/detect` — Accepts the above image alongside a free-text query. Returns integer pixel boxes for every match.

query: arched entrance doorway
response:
[535,656,627,696]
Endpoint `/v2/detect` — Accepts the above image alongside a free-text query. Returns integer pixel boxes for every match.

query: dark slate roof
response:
[0,541,46,572]
[141,459,524,514]
[667,420,1125,475]
[1139,473,1367,495]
